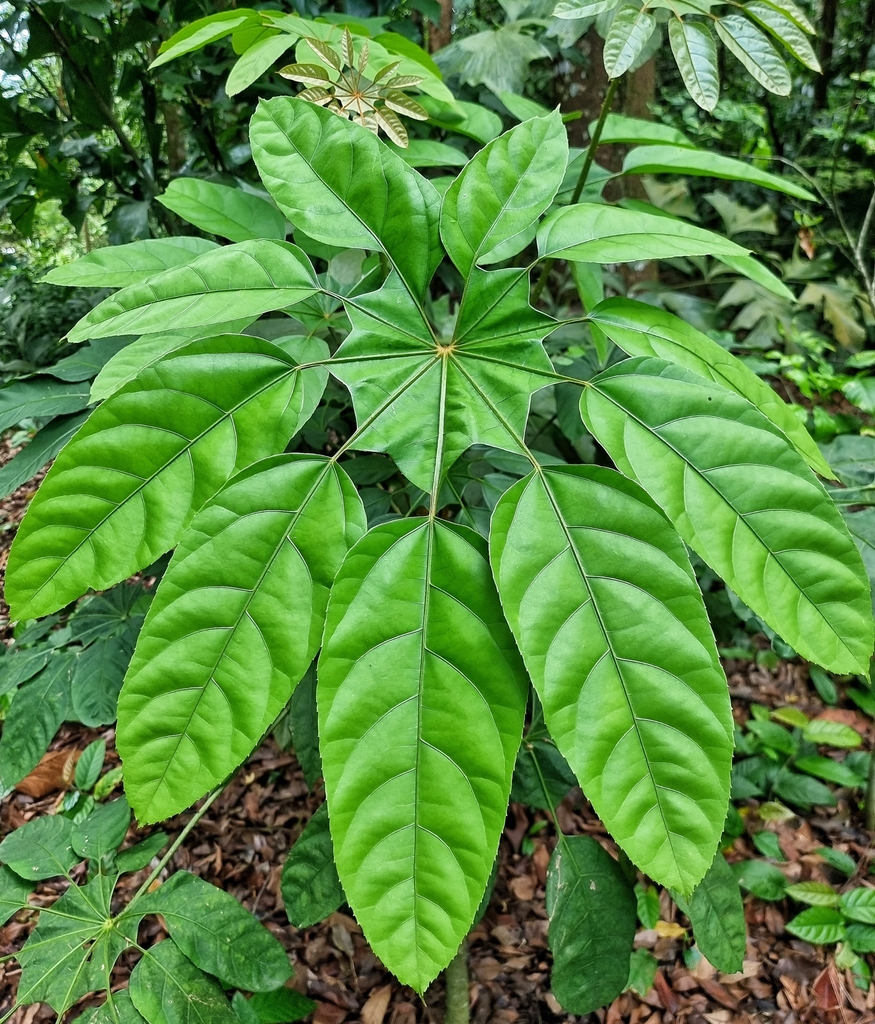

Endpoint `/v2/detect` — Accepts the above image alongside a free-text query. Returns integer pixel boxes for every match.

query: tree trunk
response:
[429,0,454,53]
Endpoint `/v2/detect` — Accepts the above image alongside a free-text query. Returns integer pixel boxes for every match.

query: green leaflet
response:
[586,297,835,479]
[491,466,732,893]
[250,98,442,301]
[673,852,745,973]
[621,145,815,202]
[441,110,567,275]
[579,357,874,674]
[0,378,90,434]
[131,872,291,991]
[119,455,365,823]
[668,19,719,112]
[545,836,636,1013]
[129,940,238,1024]
[329,271,554,492]
[72,798,131,862]
[744,1,820,71]
[44,238,218,289]
[6,336,327,620]
[0,865,34,925]
[226,34,297,97]
[603,7,656,79]
[151,10,257,68]
[156,180,287,243]
[319,518,528,991]
[590,113,693,148]
[0,653,73,789]
[553,0,621,16]
[67,240,318,342]
[72,634,134,727]
[281,802,345,927]
[537,203,749,263]
[715,14,790,95]
[0,814,78,881]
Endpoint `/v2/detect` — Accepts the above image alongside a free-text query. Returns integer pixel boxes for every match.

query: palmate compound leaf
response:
[586,297,835,480]
[318,518,529,992]
[440,110,567,276]
[129,940,238,1024]
[579,357,874,674]
[545,835,636,1014]
[329,269,556,492]
[118,455,366,823]
[491,465,733,893]
[6,336,328,621]
[67,240,319,342]
[250,98,442,301]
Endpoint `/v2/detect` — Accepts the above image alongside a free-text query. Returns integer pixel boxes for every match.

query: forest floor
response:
[0,436,873,1024]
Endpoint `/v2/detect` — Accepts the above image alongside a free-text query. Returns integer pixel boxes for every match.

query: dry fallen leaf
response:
[361,984,392,1024]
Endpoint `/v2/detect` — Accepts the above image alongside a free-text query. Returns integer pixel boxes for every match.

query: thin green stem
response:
[531,78,620,306]
[527,740,571,855]
[444,939,470,1024]
[127,784,225,908]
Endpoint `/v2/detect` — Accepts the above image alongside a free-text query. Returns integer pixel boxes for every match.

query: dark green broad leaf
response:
[119,456,365,823]
[621,145,815,202]
[69,583,151,646]
[251,98,442,301]
[545,835,636,1014]
[44,238,218,289]
[67,241,319,342]
[247,989,316,1024]
[579,358,873,674]
[714,13,790,95]
[116,832,169,874]
[668,18,719,111]
[329,271,555,492]
[0,814,78,880]
[17,873,136,1013]
[47,339,135,383]
[511,739,577,812]
[72,798,131,861]
[587,298,834,479]
[90,323,258,403]
[731,859,787,901]
[441,110,567,275]
[537,203,748,264]
[133,871,291,991]
[0,412,89,501]
[157,180,286,243]
[290,663,321,788]
[7,336,328,620]
[843,509,875,611]
[72,634,135,727]
[0,864,34,925]
[281,802,344,927]
[319,518,528,991]
[0,653,74,789]
[673,852,745,973]
[0,643,52,698]
[129,939,239,1024]
[0,378,91,434]
[75,739,106,791]
[491,466,732,893]
[76,989,148,1024]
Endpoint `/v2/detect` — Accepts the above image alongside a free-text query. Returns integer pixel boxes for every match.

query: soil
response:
[0,455,873,1024]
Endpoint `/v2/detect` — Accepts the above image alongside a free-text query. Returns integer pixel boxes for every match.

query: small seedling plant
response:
[2,17,874,1015]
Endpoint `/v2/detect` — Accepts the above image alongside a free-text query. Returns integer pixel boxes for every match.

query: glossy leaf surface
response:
[119,456,365,822]
[7,337,327,620]
[673,852,745,973]
[44,238,217,289]
[441,111,567,275]
[491,466,732,892]
[586,297,834,478]
[67,241,318,342]
[156,180,287,243]
[545,836,635,1013]
[319,518,528,991]
[281,802,345,927]
[251,98,442,300]
[715,14,790,95]
[668,19,719,111]
[603,7,656,78]
[580,358,873,673]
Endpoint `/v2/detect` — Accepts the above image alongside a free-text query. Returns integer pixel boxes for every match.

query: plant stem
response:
[444,939,470,1024]
[128,783,226,906]
[531,77,620,306]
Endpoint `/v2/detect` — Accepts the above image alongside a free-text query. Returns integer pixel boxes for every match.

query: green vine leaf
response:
[6,337,327,620]
[491,465,733,893]
[441,110,567,275]
[319,519,528,991]
[119,456,365,822]
[250,98,442,301]
[67,241,318,342]
[580,357,873,673]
